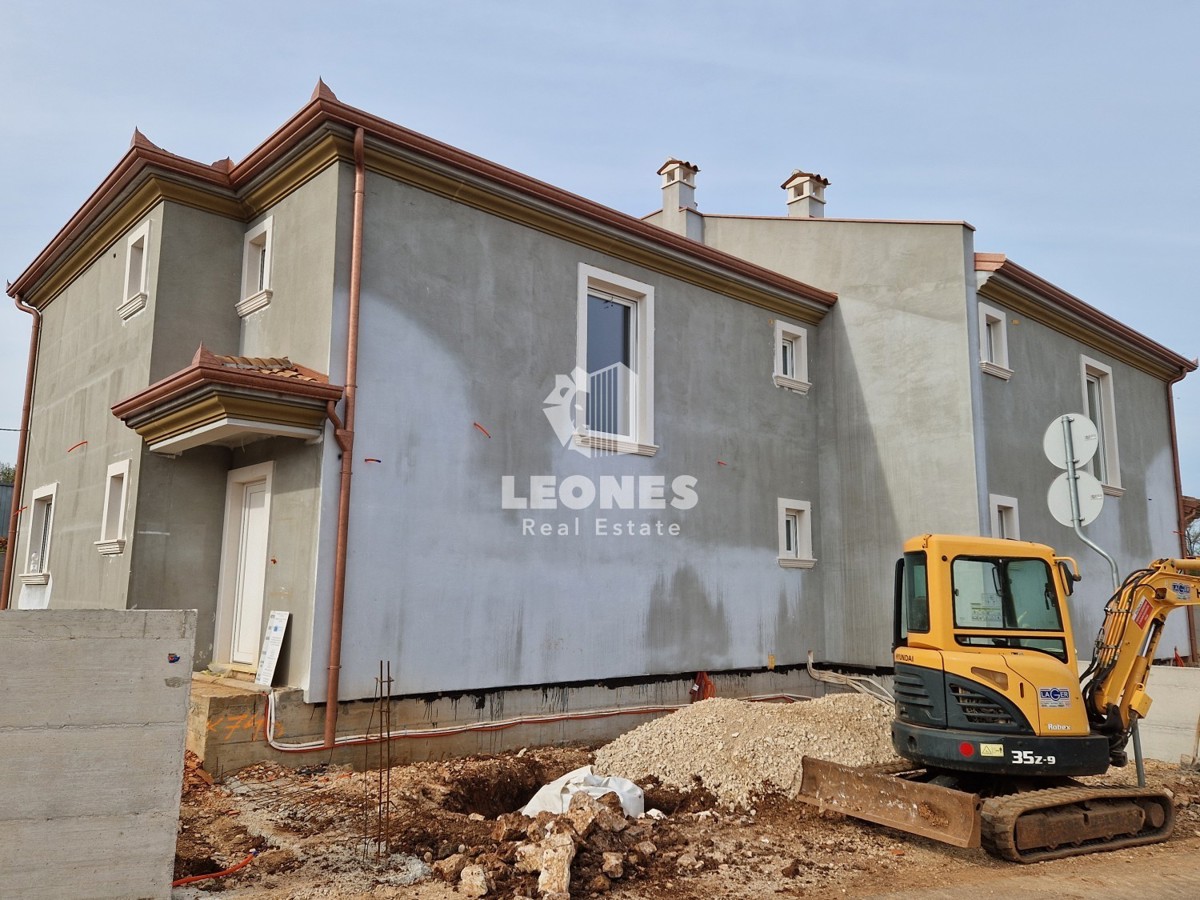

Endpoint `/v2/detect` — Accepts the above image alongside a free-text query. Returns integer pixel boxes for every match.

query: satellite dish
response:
[1043,414,1099,469]
[1047,471,1105,527]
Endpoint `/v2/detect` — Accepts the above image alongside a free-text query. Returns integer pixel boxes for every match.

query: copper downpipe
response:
[324,126,366,746]
[0,294,41,611]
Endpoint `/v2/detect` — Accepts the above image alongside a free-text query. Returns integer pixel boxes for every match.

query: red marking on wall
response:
[66,440,88,453]
[473,422,492,439]
[364,458,381,463]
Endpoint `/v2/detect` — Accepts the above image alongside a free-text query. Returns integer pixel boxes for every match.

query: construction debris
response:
[595,693,898,808]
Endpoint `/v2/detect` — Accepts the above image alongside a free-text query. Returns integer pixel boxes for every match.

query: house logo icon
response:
[542,364,636,458]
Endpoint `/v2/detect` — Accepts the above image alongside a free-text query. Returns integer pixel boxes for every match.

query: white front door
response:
[230,479,269,664]
[216,462,274,667]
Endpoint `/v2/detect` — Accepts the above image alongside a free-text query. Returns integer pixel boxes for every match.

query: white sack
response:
[520,765,645,817]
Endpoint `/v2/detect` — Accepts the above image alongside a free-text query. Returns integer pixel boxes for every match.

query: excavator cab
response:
[891,534,1111,777]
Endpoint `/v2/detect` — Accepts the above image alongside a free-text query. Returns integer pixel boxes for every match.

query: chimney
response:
[657,158,704,241]
[781,170,829,218]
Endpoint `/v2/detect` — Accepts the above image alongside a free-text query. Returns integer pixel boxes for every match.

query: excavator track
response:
[980,784,1175,863]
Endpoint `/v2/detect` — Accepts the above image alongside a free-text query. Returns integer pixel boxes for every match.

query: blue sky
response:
[2,1,1197,502]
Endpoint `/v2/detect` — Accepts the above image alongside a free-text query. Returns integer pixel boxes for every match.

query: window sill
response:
[773,374,812,395]
[778,557,816,569]
[94,538,126,556]
[118,291,148,321]
[18,572,50,585]
[236,288,273,318]
[1102,484,1125,498]
[980,361,1014,381]
[574,433,659,457]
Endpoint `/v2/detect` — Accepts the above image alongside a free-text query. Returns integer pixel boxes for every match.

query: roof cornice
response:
[10,89,836,321]
[975,253,1195,381]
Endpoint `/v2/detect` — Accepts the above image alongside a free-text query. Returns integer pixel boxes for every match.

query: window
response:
[1080,356,1122,495]
[773,319,811,394]
[119,221,151,320]
[950,555,1067,660]
[978,302,1012,380]
[989,494,1020,540]
[777,498,815,568]
[237,216,274,317]
[96,460,130,556]
[575,264,656,456]
[20,483,57,585]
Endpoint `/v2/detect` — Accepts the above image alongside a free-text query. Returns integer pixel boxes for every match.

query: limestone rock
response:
[601,852,624,879]
[457,863,490,897]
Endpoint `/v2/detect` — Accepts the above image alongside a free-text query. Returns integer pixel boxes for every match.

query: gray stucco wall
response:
[699,216,981,665]
[13,207,161,612]
[307,174,829,701]
[975,298,1188,655]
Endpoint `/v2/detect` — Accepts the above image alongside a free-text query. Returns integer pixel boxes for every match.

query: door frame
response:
[214,461,274,667]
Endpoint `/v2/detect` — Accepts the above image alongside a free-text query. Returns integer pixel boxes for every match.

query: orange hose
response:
[171,850,257,887]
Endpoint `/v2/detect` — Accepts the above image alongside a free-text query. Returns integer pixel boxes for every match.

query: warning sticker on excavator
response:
[1134,599,1153,629]
[979,743,1004,757]
[1038,687,1072,708]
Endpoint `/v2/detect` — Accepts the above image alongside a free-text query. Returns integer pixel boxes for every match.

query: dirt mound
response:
[594,692,898,808]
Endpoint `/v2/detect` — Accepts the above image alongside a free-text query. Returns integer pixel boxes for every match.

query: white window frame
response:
[1080,355,1123,496]
[773,319,811,394]
[118,220,151,321]
[989,494,1021,540]
[237,216,274,317]
[95,460,131,556]
[777,498,815,569]
[20,483,58,585]
[574,264,657,457]
[978,302,1012,380]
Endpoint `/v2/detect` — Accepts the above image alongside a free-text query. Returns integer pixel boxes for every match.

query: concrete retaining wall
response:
[0,610,196,900]
[1138,664,1200,763]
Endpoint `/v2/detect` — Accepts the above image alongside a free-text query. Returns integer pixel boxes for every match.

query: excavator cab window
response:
[894,551,929,649]
[950,556,1068,661]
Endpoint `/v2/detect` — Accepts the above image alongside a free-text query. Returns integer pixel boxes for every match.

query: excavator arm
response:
[1082,557,1200,755]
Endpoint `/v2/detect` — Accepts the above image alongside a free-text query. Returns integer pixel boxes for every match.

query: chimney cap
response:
[781,169,830,190]
[658,157,700,176]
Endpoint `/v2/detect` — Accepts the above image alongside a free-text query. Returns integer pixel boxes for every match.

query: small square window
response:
[574,264,657,457]
[20,483,57,585]
[1081,356,1122,495]
[777,498,815,568]
[989,494,1020,540]
[773,320,811,394]
[978,302,1012,380]
[118,221,151,320]
[237,217,274,317]
[96,460,130,556]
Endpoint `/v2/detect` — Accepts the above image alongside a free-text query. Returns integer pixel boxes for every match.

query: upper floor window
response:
[20,483,57,585]
[237,216,274,317]
[978,302,1012,380]
[574,264,656,456]
[773,319,811,394]
[119,221,151,320]
[1080,356,1122,495]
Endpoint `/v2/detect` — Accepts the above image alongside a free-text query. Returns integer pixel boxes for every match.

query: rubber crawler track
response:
[980,784,1175,862]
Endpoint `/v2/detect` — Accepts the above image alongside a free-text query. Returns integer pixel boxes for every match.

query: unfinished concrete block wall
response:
[0,609,196,900]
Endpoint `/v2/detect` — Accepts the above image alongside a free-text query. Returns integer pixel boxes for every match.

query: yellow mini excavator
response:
[800,533,1200,862]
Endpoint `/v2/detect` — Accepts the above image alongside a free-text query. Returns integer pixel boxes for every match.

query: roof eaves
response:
[975,253,1196,376]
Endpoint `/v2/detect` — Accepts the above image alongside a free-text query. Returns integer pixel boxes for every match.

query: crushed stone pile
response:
[595,692,899,809]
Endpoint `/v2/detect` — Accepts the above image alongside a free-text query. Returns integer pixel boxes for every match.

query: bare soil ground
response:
[174,747,1200,899]
[174,748,1200,897]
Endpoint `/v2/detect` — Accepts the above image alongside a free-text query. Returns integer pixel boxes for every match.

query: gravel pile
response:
[594,693,898,809]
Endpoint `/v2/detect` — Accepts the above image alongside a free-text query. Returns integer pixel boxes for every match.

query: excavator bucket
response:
[798,756,982,848]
